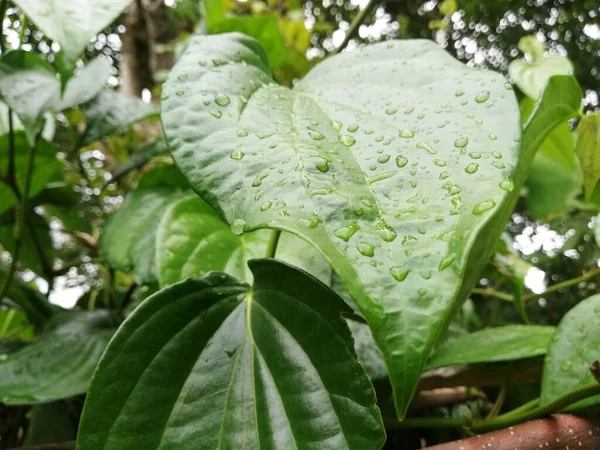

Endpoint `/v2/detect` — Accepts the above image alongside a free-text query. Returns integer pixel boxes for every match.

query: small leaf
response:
[576,112,600,201]
[425,325,555,370]
[0,311,115,404]
[157,195,332,286]
[12,0,134,70]
[509,36,573,100]
[81,91,158,145]
[77,259,385,450]
[541,294,600,410]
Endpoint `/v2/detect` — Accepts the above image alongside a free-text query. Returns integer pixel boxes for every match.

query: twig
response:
[332,0,377,54]
[265,230,281,259]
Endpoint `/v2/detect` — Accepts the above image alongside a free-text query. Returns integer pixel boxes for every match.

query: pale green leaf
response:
[576,112,600,201]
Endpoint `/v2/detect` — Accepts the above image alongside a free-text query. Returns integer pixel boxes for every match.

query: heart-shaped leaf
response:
[77,259,385,450]
[0,311,115,404]
[12,0,134,71]
[156,195,332,286]
[541,294,600,410]
[161,33,524,416]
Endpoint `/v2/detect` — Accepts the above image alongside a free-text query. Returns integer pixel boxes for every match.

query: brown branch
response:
[411,387,486,410]
[425,413,600,450]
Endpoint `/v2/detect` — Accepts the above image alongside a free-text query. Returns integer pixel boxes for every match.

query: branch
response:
[332,0,377,54]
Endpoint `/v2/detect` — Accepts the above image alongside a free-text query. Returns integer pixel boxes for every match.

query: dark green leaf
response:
[78,259,385,450]
[0,132,62,215]
[12,0,135,70]
[81,91,158,145]
[425,325,555,370]
[107,138,169,184]
[161,33,522,417]
[576,112,600,201]
[0,311,115,404]
[541,294,600,410]
[156,195,332,285]
[23,401,77,446]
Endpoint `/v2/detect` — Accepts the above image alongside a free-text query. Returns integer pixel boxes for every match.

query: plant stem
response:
[333,0,377,54]
[0,0,8,54]
[18,14,28,43]
[471,287,513,302]
[265,230,282,259]
[387,416,469,429]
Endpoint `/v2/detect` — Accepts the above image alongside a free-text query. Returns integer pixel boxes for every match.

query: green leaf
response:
[347,320,387,381]
[100,166,189,284]
[12,0,134,70]
[156,195,332,286]
[77,259,385,450]
[0,307,34,341]
[81,91,159,145]
[0,311,115,404]
[0,132,62,215]
[108,138,169,184]
[520,97,581,218]
[576,112,600,201]
[23,401,77,446]
[541,294,600,410]
[161,34,523,417]
[0,54,111,141]
[425,325,555,370]
[0,102,55,141]
[509,36,574,100]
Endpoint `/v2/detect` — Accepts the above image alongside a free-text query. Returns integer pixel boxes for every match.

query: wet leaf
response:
[575,112,600,201]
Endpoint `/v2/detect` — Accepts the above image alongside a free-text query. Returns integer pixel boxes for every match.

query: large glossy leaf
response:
[12,0,134,71]
[541,294,600,410]
[100,166,189,284]
[425,325,555,370]
[161,33,524,417]
[156,195,332,286]
[0,54,111,140]
[0,311,115,404]
[576,112,600,201]
[81,91,158,145]
[77,259,385,450]
[0,132,62,215]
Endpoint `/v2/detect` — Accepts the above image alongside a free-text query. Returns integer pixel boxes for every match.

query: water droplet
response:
[400,129,414,138]
[334,222,360,241]
[231,219,246,235]
[465,163,479,174]
[438,254,456,271]
[455,89,465,97]
[454,137,468,148]
[420,270,432,280]
[199,60,207,67]
[396,155,408,168]
[416,142,436,155]
[212,58,225,66]
[339,135,356,146]
[499,179,514,192]
[377,155,390,164]
[475,91,490,103]
[309,131,325,140]
[376,222,397,242]
[492,161,506,169]
[434,159,446,167]
[260,201,272,211]
[357,241,375,257]
[214,93,230,106]
[252,171,269,187]
[404,107,415,114]
[492,152,502,159]
[385,107,398,115]
[176,90,184,96]
[331,121,342,131]
[469,152,481,159]
[561,360,573,371]
[257,132,273,139]
[473,200,496,215]
[390,267,410,281]
[177,73,188,81]
[348,124,359,132]
[489,134,498,140]
[418,288,428,296]
[417,113,425,119]
[439,171,449,180]
[230,150,244,160]
[210,110,222,118]
[316,159,329,173]
[354,208,364,216]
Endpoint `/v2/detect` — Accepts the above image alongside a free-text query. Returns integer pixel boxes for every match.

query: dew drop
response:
[385,107,398,115]
[454,137,468,148]
[377,155,390,164]
[396,155,408,168]
[492,152,502,159]
[475,91,490,103]
[492,161,506,169]
[177,73,188,81]
[489,133,498,140]
[210,110,222,118]
[309,131,325,140]
[469,152,481,159]
[561,360,573,371]
[472,200,496,215]
[417,142,436,155]
[339,135,356,146]
[257,132,273,139]
[438,254,456,271]
[455,89,465,97]
[439,171,449,180]
[334,222,360,241]
[331,121,342,131]
[434,159,446,167]
[390,266,410,282]
[348,124,359,132]
[316,159,329,173]
[400,129,414,138]
[420,270,432,280]
[260,201,272,211]
[354,208,364,216]
[252,171,269,187]
[230,150,244,160]
[499,179,514,192]
[357,242,375,257]
[214,93,230,106]
[418,288,428,296]
[417,113,425,119]
[465,163,479,174]
[404,107,415,114]
[231,219,246,235]
[176,90,184,96]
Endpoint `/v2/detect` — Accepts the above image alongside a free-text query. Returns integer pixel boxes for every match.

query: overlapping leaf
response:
[77,259,384,450]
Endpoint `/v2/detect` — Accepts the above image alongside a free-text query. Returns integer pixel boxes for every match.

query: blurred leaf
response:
[156,195,331,286]
[81,91,158,145]
[541,294,600,410]
[425,325,555,370]
[576,112,600,201]
[0,307,34,341]
[509,36,574,100]
[12,0,134,73]
[107,138,169,184]
[0,132,62,215]
[23,401,77,446]
[78,260,385,450]
[0,102,55,141]
[439,0,457,15]
[279,17,311,54]
[0,310,115,404]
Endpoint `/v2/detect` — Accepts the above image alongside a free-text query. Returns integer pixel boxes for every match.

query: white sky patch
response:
[525,266,546,294]
[583,24,600,40]
[48,276,85,309]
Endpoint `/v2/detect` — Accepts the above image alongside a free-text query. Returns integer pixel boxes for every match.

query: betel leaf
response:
[541,294,600,410]
[100,166,189,285]
[425,325,555,370]
[0,132,62,215]
[161,33,525,417]
[0,54,111,141]
[12,0,134,72]
[575,112,600,201]
[0,311,115,404]
[156,195,332,286]
[77,259,385,450]
[81,91,159,145]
